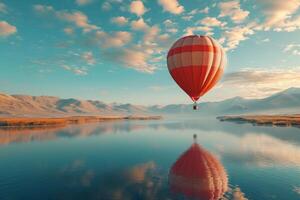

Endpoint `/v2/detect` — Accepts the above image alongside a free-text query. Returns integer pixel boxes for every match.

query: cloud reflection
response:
[219,134,300,167]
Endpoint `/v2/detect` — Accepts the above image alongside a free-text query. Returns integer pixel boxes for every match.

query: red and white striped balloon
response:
[167,35,226,102]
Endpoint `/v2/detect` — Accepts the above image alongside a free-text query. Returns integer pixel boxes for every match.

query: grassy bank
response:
[217,114,300,128]
[0,115,162,128]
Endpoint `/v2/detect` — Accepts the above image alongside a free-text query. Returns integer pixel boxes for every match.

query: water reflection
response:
[1,119,300,146]
[169,137,228,200]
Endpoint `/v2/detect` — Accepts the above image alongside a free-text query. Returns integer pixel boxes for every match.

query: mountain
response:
[0,94,148,117]
[1,88,300,117]
[153,87,300,115]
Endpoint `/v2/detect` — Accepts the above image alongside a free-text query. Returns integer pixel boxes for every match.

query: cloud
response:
[131,18,148,30]
[56,11,99,32]
[184,26,213,36]
[220,67,300,98]
[33,4,54,13]
[63,27,74,35]
[158,0,184,14]
[294,186,300,195]
[199,17,227,27]
[96,31,131,48]
[0,2,7,13]
[102,2,111,11]
[219,0,249,23]
[199,7,209,14]
[130,1,147,16]
[222,23,255,50]
[257,0,300,29]
[82,51,95,65]
[222,134,300,166]
[261,38,270,42]
[284,44,300,55]
[102,0,123,11]
[114,48,156,73]
[61,64,88,75]
[0,21,17,37]
[111,16,128,26]
[34,5,99,33]
[75,0,93,6]
[163,20,178,33]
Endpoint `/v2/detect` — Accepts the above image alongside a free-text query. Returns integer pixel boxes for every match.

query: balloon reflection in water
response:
[169,140,228,200]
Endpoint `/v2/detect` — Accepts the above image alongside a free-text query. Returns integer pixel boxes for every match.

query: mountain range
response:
[1,87,300,117]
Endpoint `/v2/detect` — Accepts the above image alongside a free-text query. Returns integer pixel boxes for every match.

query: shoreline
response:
[217,114,300,128]
[0,115,162,128]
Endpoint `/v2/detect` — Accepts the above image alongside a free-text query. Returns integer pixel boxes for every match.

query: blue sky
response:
[1,0,300,105]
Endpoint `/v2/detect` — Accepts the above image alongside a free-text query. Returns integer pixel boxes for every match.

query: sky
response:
[1,0,300,105]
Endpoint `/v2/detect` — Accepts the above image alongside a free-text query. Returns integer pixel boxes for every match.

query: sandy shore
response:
[0,115,162,128]
[217,114,300,128]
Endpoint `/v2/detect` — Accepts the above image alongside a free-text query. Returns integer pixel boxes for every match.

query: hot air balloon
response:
[169,135,228,200]
[167,35,227,110]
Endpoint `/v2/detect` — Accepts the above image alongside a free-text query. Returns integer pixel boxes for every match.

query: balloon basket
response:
[193,102,198,110]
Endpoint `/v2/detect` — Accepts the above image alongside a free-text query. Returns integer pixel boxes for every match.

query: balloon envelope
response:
[169,143,228,200]
[167,35,226,102]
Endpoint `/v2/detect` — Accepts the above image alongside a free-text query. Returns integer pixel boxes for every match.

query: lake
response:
[0,118,300,200]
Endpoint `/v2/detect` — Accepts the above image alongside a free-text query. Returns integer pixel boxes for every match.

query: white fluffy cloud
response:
[284,44,300,55]
[223,134,300,166]
[96,31,132,48]
[220,67,300,98]
[34,5,99,32]
[56,11,99,32]
[158,0,184,14]
[184,26,213,36]
[130,1,147,16]
[115,48,156,73]
[219,0,249,23]
[0,21,17,37]
[131,18,149,30]
[257,0,300,28]
[222,23,255,50]
[111,16,128,26]
[199,17,227,27]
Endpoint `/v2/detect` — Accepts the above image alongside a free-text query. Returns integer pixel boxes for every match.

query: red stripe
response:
[169,65,210,71]
[168,45,218,58]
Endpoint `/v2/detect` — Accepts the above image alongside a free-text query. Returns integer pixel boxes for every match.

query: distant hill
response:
[1,87,300,117]
[152,87,300,115]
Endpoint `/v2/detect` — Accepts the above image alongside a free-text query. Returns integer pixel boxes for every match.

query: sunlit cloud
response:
[0,21,17,37]
[199,17,227,27]
[256,0,300,30]
[218,133,300,167]
[219,67,300,99]
[130,1,147,16]
[158,0,184,15]
[219,0,249,23]
[34,5,99,33]
[111,16,128,26]
[96,30,132,48]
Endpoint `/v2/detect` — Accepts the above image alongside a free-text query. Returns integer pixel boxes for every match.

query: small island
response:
[0,115,162,128]
[217,114,300,128]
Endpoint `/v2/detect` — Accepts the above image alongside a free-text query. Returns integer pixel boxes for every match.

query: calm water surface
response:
[0,118,300,200]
